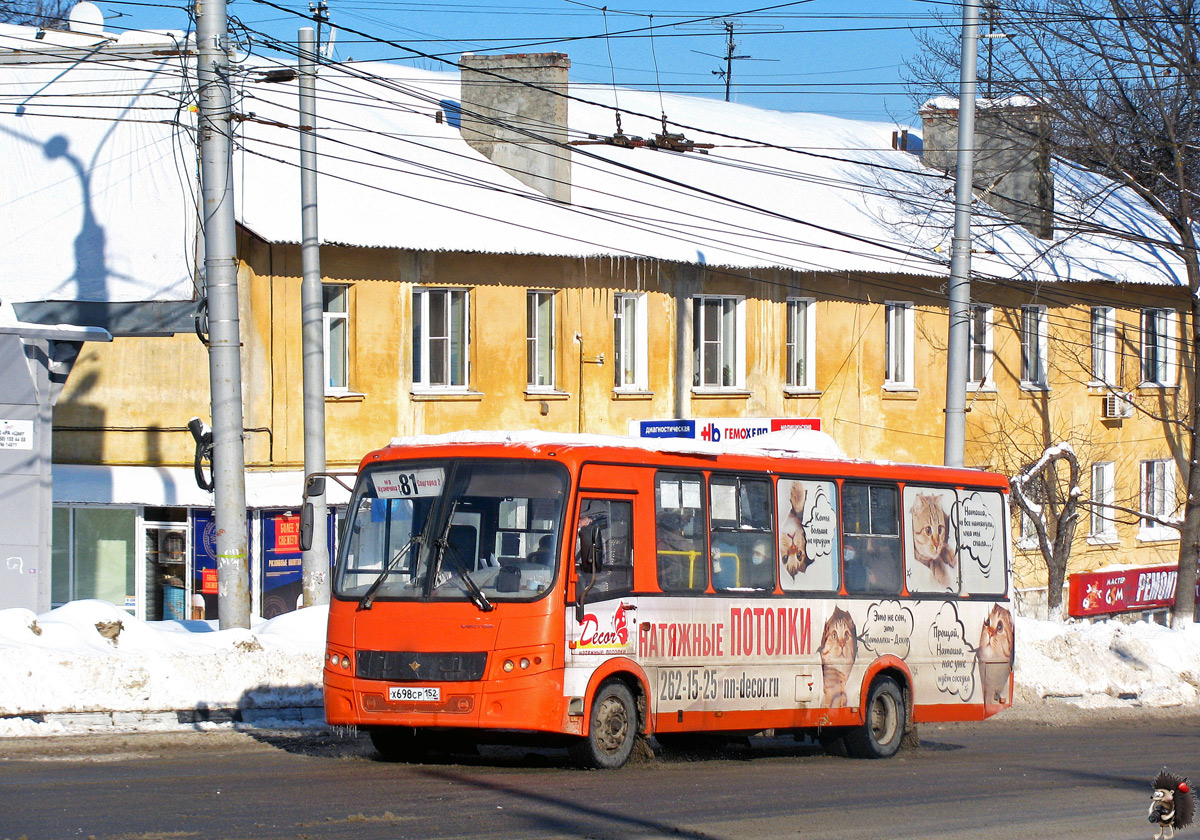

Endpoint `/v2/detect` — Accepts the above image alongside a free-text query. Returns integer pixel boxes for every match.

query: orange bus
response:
[317,431,1014,768]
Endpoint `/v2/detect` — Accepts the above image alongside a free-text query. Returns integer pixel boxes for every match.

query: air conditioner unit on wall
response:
[1103,393,1134,419]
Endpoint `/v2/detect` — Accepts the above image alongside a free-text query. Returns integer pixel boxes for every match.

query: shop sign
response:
[1067,564,1197,617]
[0,419,33,450]
[275,515,301,552]
[631,417,820,442]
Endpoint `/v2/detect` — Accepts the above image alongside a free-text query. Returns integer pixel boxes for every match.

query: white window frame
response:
[1139,459,1178,541]
[322,284,349,393]
[967,303,993,389]
[692,295,746,390]
[527,290,556,391]
[884,301,914,389]
[1020,304,1048,388]
[1017,508,1040,550]
[786,297,817,391]
[1090,306,1116,386]
[412,287,470,391]
[1088,461,1117,543]
[613,292,649,391]
[1140,308,1177,387]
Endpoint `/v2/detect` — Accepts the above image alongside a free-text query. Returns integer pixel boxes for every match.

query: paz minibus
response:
[315,431,1014,768]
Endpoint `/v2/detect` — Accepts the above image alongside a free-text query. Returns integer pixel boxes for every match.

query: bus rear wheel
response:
[569,681,638,769]
[844,676,905,759]
[369,726,431,763]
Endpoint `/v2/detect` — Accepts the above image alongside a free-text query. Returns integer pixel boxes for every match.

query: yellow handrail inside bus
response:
[713,550,741,587]
[657,549,702,589]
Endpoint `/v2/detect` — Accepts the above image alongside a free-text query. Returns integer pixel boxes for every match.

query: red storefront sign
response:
[201,568,219,595]
[275,515,301,553]
[1067,564,1189,617]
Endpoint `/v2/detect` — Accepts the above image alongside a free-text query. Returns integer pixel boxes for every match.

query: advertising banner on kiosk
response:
[1067,563,1198,617]
[631,417,821,443]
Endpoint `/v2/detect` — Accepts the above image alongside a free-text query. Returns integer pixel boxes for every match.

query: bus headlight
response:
[503,659,515,672]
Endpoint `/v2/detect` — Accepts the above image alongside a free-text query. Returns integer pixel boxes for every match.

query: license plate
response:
[388,685,441,702]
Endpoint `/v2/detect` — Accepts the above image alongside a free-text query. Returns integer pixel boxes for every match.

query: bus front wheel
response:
[844,676,905,759]
[569,680,638,769]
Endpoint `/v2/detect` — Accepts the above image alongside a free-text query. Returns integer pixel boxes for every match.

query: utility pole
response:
[299,25,330,606]
[943,0,981,469]
[710,21,747,102]
[196,0,251,627]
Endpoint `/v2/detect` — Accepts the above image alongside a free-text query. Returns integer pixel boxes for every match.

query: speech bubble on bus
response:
[859,600,914,659]
[802,481,837,562]
[928,602,977,701]
[955,491,998,580]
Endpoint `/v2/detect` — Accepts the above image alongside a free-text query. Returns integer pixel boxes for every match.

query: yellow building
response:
[10,46,1188,620]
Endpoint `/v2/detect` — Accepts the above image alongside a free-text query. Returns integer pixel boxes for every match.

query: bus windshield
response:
[334,458,569,605]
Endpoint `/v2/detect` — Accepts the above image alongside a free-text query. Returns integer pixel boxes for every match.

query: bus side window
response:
[710,475,775,592]
[576,499,633,598]
[655,473,708,592]
[842,483,901,595]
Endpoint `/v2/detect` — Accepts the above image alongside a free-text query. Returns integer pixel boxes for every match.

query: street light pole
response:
[196,0,251,627]
[299,26,330,606]
[944,0,981,469]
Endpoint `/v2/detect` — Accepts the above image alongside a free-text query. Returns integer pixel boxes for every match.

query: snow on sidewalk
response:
[1,601,1198,737]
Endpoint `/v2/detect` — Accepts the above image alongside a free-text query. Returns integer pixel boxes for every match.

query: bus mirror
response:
[575,598,585,624]
[299,502,315,552]
[305,475,326,498]
[578,520,605,574]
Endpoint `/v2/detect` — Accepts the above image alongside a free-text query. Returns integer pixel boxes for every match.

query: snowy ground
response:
[0,600,1198,737]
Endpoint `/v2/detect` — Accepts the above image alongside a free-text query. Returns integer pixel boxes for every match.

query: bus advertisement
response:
[317,431,1014,769]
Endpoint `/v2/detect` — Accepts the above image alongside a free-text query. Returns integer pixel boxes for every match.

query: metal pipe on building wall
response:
[943,0,980,469]
[299,26,330,605]
[196,0,251,628]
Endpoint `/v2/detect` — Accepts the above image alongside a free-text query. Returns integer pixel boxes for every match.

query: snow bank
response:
[1014,615,1200,708]
[0,600,326,731]
[1,601,1198,737]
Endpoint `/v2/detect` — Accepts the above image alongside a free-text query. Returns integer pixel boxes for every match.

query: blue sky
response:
[101,0,949,124]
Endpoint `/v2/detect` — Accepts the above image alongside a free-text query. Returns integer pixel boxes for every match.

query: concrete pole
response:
[299,27,330,606]
[943,0,981,469]
[196,0,251,628]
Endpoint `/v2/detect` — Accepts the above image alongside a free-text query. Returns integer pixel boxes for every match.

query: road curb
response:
[2,706,326,731]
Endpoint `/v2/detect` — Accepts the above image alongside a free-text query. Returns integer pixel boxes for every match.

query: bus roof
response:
[370,429,1009,489]
[386,428,844,460]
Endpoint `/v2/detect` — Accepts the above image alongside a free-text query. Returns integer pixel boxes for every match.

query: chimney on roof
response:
[919,98,1054,239]
[458,52,572,204]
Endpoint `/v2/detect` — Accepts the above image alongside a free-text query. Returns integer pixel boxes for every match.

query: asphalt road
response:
[0,709,1197,840]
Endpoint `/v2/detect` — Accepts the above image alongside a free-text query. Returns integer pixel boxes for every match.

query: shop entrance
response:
[143,507,190,621]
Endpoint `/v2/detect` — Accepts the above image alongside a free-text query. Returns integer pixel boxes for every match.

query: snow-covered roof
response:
[1,28,1188,307]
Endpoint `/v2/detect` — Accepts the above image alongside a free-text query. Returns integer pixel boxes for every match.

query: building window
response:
[1141,308,1177,386]
[967,304,993,388]
[1089,462,1117,542]
[614,293,648,390]
[693,295,745,389]
[1017,508,1039,549]
[1021,305,1048,387]
[322,285,349,392]
[786,297,816,390]
[413,288,469,389]
[1140,459,1177,540]
[52,507,137,612]
[527,290,556,389]
[1090,306,1116,385]
[884,301,914,388]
